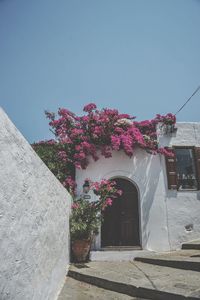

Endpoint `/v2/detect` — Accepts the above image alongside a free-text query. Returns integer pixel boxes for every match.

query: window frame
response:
[166,146,199,191]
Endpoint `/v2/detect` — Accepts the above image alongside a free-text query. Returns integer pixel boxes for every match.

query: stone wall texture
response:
[0,108,71,300]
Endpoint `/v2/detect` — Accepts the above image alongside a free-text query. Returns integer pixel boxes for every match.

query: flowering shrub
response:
[89,179,122,210]
[70,179,121,240]
[32,141,76,195]
[155,113,176,125]
[70,198,100,240]
[63,176,77,195]
[33,103,176,194]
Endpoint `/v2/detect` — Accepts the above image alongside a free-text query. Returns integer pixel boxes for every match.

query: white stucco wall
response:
[159,123,200,250]
[0,108,71,300]
[76,122,200,252]
[76,149,171,252]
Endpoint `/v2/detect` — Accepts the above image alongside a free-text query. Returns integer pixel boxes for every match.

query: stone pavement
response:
[68,260,200,299]
[58,277,146,300]
[182,240,200,250]
[59,240,200,299]
[134,248,200,272]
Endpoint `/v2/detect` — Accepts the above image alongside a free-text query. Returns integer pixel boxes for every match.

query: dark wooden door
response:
[101,178,140,247]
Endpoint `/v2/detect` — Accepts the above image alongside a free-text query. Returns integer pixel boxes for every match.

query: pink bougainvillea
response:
[33,103,176,194]
[63,176,77,195]
[83,103,97,112]
[83,178,122,211]
[155,113,176,125]
[70,178,122,240]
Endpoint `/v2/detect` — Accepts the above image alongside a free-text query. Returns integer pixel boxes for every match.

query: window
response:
[175,148,197,190]
[165,147,200,191]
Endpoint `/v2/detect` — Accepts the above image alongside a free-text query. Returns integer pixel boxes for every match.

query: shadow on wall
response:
[129,153,162,248]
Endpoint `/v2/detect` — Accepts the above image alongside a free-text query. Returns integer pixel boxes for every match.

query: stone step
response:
[182,240,200,250]
[68,261,200,300]
[134,249,200,272]
[90,250,150,261]
[58,277,146,300]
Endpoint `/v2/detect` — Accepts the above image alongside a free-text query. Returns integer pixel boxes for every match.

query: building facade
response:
[76,123,200,252]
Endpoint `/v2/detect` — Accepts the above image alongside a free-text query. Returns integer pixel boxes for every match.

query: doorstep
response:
[90,249,151,261]
[101,246,142,251]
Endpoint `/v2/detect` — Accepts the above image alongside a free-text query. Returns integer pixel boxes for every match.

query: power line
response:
[175,85,200,116]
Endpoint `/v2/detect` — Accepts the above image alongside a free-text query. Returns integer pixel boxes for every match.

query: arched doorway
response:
[101,178,140,247]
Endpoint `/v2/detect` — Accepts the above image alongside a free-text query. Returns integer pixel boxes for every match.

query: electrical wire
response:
[175,85,200,115]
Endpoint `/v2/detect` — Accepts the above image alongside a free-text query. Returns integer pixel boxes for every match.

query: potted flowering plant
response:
[70,198,100,262]
[70,179,122,262]
[155,113,177,134]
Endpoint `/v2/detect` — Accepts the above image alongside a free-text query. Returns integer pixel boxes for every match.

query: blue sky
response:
[0,0,200,143]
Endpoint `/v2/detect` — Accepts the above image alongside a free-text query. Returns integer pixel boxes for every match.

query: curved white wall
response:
[0,108,71,300]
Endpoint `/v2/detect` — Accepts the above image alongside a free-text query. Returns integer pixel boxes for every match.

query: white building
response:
[0,108,71,300]
[76,123,200,252]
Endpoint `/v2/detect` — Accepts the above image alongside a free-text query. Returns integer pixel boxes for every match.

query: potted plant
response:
[156,113,177,134]
[70,179,122,262]
[70,197,101,262]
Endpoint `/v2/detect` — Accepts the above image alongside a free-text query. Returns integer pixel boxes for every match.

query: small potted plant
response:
[70,179,122,262]
[70,197,101,262]
[156,113,177,134]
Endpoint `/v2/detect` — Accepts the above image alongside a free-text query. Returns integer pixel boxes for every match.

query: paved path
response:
[59,240,200,299]
[68,260,200,299]
[134,249,200,271]
[58,277,146,300]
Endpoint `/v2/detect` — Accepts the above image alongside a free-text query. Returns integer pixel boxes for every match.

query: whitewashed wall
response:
[0,108,71,300]
[76,123,200,252]
[159,123,200,250]
[76,149,170,252]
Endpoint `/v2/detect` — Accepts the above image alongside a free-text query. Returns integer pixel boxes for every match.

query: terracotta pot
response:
[72,239,91,262]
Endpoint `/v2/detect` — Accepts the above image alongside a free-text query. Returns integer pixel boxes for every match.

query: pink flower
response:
[58,108,75,118]
[63,176,77,195]
[60,137,72,144]
[114,127,124,134]
[75,145,82,151]
[71,203,79,209]
[106,185,113,191]
[81,115,89,122]
[81,141,91,149]
[83,103,97,112]
[155,113,176,125]
[70,128,84,138]
[49,119,60,127]
[111,135,121,150]
[117,189,123,196]
[101,146,112,158]
[158,147,175,157]
[105,198,113,206]
[74,152,86,160]
[94,126,103,135]
[75,161,82,168]
[58,150,68,162]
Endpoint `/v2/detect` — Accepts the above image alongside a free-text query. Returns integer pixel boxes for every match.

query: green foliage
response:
[32,142,74,184]
[70,198,101,240]
[70,179,121,241]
